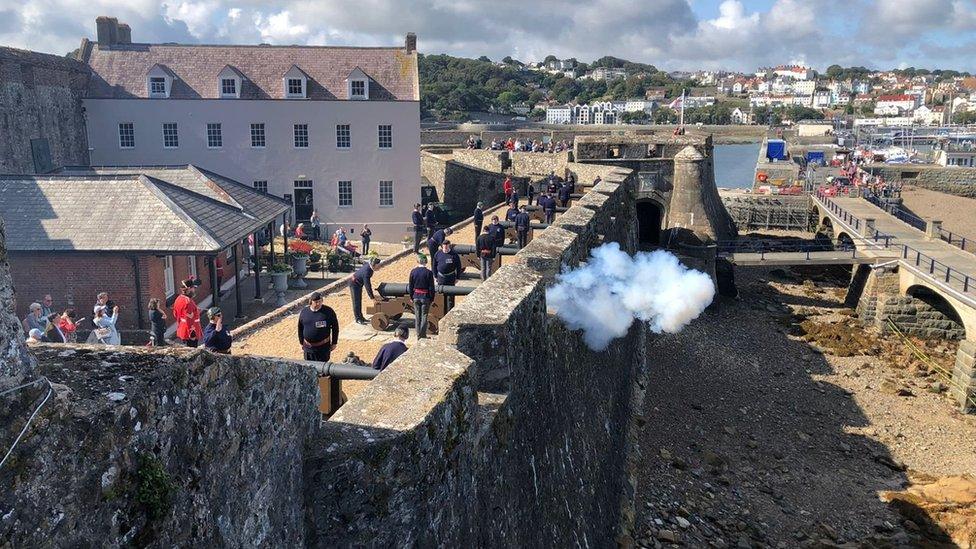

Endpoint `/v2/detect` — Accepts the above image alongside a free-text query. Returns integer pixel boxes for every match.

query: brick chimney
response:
[117,23,131,44]
[405,32,416,53]
[95,16,119,46]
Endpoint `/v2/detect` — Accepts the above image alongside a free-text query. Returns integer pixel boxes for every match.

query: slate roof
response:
[0,166,289,253]
[82,42,418,101]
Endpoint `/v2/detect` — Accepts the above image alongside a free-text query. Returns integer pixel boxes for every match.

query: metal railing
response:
[814,191,896,246]
[900,244,975,294]
[861,189,976,257]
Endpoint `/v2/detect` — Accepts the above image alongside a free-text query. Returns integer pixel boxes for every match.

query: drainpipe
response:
[130,255,145,329]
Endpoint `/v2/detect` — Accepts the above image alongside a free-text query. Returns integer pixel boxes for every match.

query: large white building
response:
[78,17,421,241]
[873,94,919,116]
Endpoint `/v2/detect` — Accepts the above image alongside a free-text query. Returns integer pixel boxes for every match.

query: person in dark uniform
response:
[558,182,572,208]
[424,204,437,239]
[488,215,506,249]
[526,182,535,206]
[541,192,557,224]
[371,326,409,371]
[477,225,496,280]
[514,205,531,249]
[412,203,424,252]
[505,203,519,222]
[426,227,453,262]
[509,188,519,207]
[349,257,380,324]
[473,202,484,243]
[407,254,436,339]
[361,224,372,255]
[202,307,233,354]
[433,240,463,309]
[298,292,339,362]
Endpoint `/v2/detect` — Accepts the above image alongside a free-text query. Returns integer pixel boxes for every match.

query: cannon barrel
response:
[377,282,475,297]
[453,244,519,256]
[315,362,379,380]
[499,220,549,230]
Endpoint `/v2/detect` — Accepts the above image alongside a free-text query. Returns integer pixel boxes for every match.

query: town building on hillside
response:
[75,17,420,241]
[0,165,289,334]
[545,105,573,124]
[773,65,814,81]
[730,108,750,125]
[645,88,667,101]
[874,94,919,116]
[587,67,627,81]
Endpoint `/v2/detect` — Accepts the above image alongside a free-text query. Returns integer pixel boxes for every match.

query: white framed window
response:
[118,123,135,149]
[221,78,237,96]
[294,124,309,148]
[351,80,366,98]
[336,124,350,149]
[378,124,392,149]
[162,123,179,148]
[253,180,268,193]
[149,77,167,96]
[186,256,198,279]
[379,180,394,207]
[338,180,353,207]
[164,256,175,297]
[207,123,222,148]
[286,78,304,97]
[250,123,266,148]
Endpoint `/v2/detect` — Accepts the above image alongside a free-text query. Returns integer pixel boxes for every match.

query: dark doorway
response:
[294,180,314,223]
[637,200,663,246]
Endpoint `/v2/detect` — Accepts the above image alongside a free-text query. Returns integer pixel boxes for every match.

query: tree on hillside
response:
[620,111,651,124]
[953,111,976,124]
[653,108,678,124]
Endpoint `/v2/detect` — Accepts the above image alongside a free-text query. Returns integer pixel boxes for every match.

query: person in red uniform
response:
[172,279,203,347]
[503,176,514,203]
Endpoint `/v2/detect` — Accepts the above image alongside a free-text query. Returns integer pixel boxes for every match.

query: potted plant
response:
[269,262,293,292]
[288,240,313,288]
[308,251,322,272]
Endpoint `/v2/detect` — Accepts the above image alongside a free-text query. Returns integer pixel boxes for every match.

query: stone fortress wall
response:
[0,163,654,545]
[863,164,976,199]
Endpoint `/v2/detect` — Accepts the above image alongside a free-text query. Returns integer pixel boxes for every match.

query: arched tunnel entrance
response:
[636,200,663,248]
[906,285,967,340]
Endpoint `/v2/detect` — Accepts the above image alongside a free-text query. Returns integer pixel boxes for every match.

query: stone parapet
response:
[951,340,976,412]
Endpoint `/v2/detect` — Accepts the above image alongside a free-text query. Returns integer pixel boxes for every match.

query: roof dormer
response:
[346,67,370,100]
[147,64,175,98]
[218,65,244,99]
[283,65,308,99]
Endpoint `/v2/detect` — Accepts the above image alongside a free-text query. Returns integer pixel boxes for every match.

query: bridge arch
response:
[905,284,969,340]
[636,199,664,247]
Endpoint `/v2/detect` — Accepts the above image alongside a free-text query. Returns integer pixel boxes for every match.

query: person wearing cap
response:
[349,257,380,325]
[514,205,531,249]
[298,291,339,362]
[526,181,536,206]
[371,326,409,371]
[424,204,437,239]
[426,227,453,263]
[473,202,484,243]
[476,225,496,281]
[407,253,435,339]
[203,307,233,354]
[173,279,203,347]
[433,239,463,309]
[503,176,513,203]
[412,204,424,252]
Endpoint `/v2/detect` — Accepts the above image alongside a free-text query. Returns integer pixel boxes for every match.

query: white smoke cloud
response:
[546,243,715,351]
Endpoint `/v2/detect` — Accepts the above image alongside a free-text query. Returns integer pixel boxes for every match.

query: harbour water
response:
[714,143,761,189]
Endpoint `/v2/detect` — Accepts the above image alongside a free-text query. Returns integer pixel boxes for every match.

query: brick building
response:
[0,165,288,337]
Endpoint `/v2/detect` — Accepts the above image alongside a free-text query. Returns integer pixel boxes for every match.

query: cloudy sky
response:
[2,0,976,72]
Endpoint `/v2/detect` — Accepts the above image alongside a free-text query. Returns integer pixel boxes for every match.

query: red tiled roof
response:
[877,94,914,102]
[83,43,418,101]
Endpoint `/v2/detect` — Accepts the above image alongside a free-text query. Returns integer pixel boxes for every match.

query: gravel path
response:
[634,265,976,547]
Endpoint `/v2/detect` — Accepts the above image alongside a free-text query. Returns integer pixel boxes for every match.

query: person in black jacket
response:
[203,307,232,354]
[424,204,437,239]
[558,182,572,208]
[514,205,531,249]
[488,215,506,249]
[526,182,535,206]
[371,326,408,370]
[407,254,436,338]
[476,225,496,280]
[473,202,484,244]
[298,292,339,362]
[349,257,380,324]
[426,227,453,262]
[433,240,463,309]
[540,193,557,223]
[505,204,519,222]
[412,204,424,252]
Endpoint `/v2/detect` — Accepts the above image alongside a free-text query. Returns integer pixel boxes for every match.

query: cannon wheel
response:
[371,313,391,331]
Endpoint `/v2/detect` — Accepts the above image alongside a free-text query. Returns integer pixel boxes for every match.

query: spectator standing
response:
[57,309,81,343]
[40,294,54,318]
[310,210,322,241]
[412,204,424,252]
[407,254,435,339]
[92,305,121,345]
[294,223,306,240]
[371,326,409,371]
[173,280,203,347]
[298,292,339,362]
[148,298,167,346]
[349,257,379,324]
[203,307,233,354]
[22,303,45,334]
[477,226,496,281]
[361,224,372,255]
[473,202,484,244]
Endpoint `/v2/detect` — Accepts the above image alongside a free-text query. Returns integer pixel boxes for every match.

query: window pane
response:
[338,181,353,207]
[163,123,179,148]
[379,180,394,207]
[118,123,135,148]
[221,78,236,95]
[352,80,365,96]
[378,124,392,148]
[288,78,303,96]
[150,77,166,95]
[336,124,350,148]
[207,123,222,148]
[253,180,268,193]
[294,124,309,148]
[250,123,265,147]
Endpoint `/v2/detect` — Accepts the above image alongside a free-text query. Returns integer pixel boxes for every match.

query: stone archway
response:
[636,199,664,248]
[904,285,968,340]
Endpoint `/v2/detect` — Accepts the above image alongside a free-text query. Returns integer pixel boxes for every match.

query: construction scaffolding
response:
[721,194,816,232]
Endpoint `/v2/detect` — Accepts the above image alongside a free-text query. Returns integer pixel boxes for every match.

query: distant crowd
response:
[464,135,571,153]
[278,209,373,256]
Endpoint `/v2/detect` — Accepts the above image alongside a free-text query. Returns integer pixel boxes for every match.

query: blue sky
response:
[2,0,975,73]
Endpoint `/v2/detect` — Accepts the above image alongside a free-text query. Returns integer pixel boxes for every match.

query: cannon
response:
[524,204,569,222]
[365,282,474,335]
[498,220,549,247]
[452,243,520,271]
[312,361,379,416]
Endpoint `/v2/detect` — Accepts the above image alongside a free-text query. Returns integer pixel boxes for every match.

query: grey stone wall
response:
[864,164,976,199]
[0,47,90,174]
[856,268,965,340]
[421,151,525,216]
[0,346,318,547]
[0,217,34,377]
[305,167,649,547]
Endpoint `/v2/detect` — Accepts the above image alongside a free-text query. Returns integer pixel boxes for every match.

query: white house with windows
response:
[874,94,918,116]
[77,17,421,241]
[545,105,573,124]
